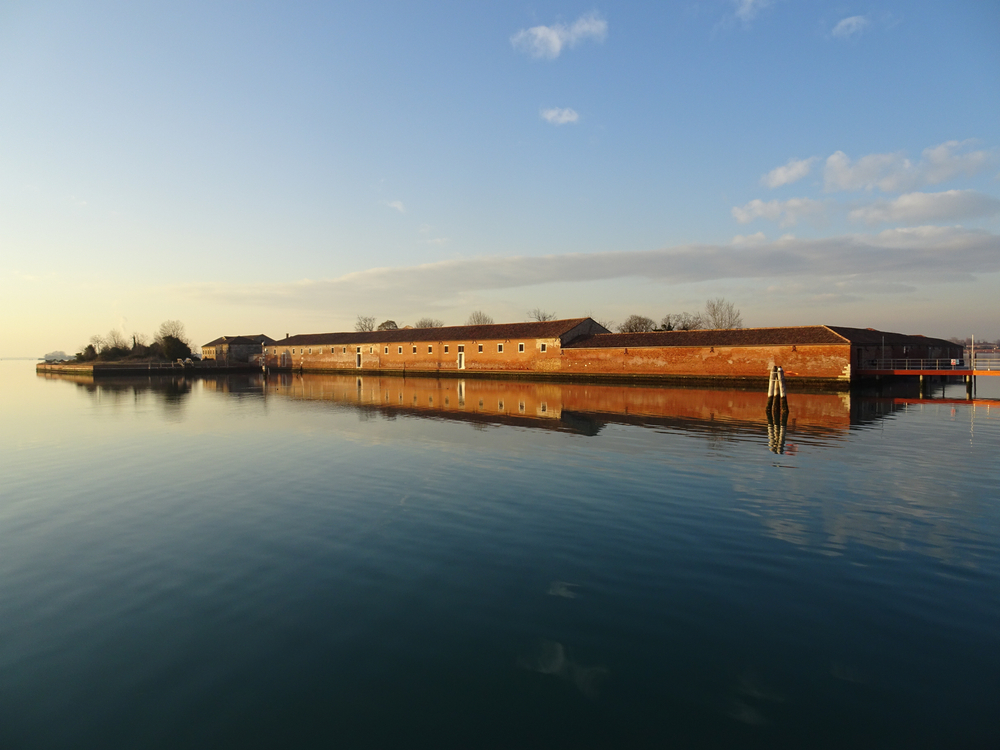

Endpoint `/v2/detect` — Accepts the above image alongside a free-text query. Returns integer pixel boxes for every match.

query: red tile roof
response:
[565,326,849,349]
[274,318,598,347]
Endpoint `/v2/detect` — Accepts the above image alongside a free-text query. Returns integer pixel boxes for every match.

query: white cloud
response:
[831,15,870,38]
[176,227,1000,313]
[733,0,773,23]
[848,190,1000,226]
[541,107,579,125]
[511,12,607,59]
[731,197,827,226]
[731,232,767,245]
[824,140,996,193]
[761,157,817,188]
[387,201,405,214]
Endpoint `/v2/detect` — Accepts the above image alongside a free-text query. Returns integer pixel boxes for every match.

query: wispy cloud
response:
[731,232,767,245]
[511,12,607,59]
[176,227,1000,313]
[824,140,996,193]
[761,157,817,188]
[733,0,773,23]
[387,200,405,214]
[731,197,827,227]
[848,190,1000,226]
[541,107,579,125]
[831,15,870,38]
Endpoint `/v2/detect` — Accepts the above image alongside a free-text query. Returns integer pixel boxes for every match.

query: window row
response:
[274,342,549,355]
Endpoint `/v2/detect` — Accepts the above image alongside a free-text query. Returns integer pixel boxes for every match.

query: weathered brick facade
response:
[263,320,960,384]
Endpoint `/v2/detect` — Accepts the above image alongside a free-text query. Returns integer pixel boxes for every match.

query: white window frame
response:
[518,343,524,353]
[540,343,547,353]
[497,344,503,353]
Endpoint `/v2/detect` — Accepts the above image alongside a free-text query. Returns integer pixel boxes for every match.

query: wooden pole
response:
[776,366,789,414]
[766,366,777,415]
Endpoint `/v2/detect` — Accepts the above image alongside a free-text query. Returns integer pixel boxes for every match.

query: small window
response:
[458,345,464,353]
[540,403,547,413]
[518,343,524,353]
[398,346,403,354]
[357,347,361,353]
[331,347,335,353]
[428,346,433,353]
[519,402,525,413]
[444,345,449,353]
[478,344,483,353]
[540,343,547,353]
[385,347,389,354]
[498,400,504,410]
[497,344,503,353]
[370,347,373,354]
[308,348,312,354]
[342,347,346,353]
[412,346,417,354]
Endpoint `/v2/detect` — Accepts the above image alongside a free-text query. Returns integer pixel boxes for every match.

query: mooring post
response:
[776,366,789,414]
[766,366,777,415]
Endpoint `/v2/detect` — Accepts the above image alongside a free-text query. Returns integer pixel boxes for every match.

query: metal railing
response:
[865,358,969,371]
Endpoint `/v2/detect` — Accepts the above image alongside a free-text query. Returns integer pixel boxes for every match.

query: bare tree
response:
[355,315,376,332]
[703,298,743,329]
[107,329,130,349]
[466,311,494,326]
[527,308,556,322]
[377,320,399,331]
[156,320,188,345]
[661,312,703,331]
[89,333,108,353]
[414,317,444,328]
[595,319,615,332]
[617,315,657,333]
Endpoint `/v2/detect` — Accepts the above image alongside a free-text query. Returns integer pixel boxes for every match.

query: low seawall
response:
[36,362,261,377]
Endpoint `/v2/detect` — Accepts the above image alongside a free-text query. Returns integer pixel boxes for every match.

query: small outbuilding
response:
[202,334,275,363]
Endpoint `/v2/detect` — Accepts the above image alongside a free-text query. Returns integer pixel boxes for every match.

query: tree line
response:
[352,300,742,334]
[75,320,194,362]
[610,298,743,333]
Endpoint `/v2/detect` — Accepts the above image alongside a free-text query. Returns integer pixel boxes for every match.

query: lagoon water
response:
[2,360,999,748]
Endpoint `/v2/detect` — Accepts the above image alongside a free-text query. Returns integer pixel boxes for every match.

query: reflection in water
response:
[518,640,609,699]
[260,372,866,442]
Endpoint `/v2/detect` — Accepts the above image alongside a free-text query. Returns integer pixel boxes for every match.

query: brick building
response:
[264,320,960,384]
[264,318,608,374]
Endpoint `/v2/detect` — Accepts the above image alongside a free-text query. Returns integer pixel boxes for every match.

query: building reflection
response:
[264,372,867,440]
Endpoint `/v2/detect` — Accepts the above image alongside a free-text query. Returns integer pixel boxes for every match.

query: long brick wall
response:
[559,343,853,381]
[266,338,853,382]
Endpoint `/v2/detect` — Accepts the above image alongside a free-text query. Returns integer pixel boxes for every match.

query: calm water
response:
[2,361,999,748]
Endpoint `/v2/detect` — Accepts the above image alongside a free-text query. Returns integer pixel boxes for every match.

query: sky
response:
[1,1,998,357]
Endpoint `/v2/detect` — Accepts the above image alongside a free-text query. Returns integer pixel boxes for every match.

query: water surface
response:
[3,362,999,748]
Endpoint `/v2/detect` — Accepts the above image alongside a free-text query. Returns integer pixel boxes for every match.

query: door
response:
[356,353,362,368]
[457,352,465,370]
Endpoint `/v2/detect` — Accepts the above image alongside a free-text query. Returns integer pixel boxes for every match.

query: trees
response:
[156,320,188,345]
[467,311,494,326]
[661,312,703,331]
[617,315,657,333]
[377,320,399,331]
[413,317,444,328]
[703,298,743,329]
[355,315,376,332]
[595,318,615,332]
[527,308,556,322]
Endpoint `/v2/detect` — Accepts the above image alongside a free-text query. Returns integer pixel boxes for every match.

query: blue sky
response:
[2,1,998,355]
